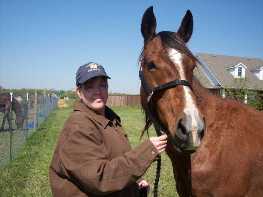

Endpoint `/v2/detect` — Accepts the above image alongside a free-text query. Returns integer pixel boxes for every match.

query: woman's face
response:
[77,77,108,114]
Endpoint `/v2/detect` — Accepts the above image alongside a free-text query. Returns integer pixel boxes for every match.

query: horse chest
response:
[191,145,255,197]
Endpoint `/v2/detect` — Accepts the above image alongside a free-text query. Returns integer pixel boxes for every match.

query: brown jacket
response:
[49,100,158,197]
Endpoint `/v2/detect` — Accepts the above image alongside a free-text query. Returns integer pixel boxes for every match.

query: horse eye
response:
[147,62,156,70]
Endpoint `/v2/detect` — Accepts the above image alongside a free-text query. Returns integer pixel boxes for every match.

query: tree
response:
[225,79,262,111]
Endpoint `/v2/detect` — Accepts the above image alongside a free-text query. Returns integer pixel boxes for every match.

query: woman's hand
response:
[138,179,149,189]
[149,134,167,154]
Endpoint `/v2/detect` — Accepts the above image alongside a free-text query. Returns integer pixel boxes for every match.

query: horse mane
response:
[140,93,152,138]
[137,46,152,138]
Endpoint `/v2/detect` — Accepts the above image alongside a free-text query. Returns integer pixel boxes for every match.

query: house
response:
[194,53,263,104]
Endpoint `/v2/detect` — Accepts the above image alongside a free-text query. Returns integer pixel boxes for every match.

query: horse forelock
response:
[158,31,198,62]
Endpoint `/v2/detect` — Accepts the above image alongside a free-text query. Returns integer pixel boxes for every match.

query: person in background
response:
[49,62,167,197]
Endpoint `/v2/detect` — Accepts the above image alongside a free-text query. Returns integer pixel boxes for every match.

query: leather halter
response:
[139,68,191,137]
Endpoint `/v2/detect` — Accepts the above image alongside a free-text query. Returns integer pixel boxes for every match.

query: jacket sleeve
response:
[59,122,158,195]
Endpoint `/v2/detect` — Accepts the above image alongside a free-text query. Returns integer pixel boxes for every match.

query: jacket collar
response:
[73,100,121,129]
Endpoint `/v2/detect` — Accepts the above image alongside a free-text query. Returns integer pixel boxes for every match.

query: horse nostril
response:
[176,120,188,141]
[199,129,204,139]
[198,118,205,139]
[178,121,187,135]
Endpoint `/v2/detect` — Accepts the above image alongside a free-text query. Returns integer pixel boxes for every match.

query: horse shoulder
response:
[192,100,263,196]
[191,139,252,196]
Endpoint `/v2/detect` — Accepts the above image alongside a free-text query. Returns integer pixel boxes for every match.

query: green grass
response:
[0,105,178,197]
[0,130,28,167]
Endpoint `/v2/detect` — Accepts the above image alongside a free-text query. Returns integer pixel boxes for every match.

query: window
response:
[238,67,242,77]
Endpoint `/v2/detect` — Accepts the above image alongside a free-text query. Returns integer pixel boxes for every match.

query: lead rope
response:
[152,121,165,197]
[153,155,161,197]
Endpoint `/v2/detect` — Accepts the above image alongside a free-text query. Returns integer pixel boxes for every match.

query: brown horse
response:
[139,7,263,197]
[0,93,24,131]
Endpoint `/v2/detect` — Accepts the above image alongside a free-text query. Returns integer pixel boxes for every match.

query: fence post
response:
[25,92,29,139]
[244,93,248,104]
[221,88,226,98]
[33,91,38,129]
[9,92,13,161]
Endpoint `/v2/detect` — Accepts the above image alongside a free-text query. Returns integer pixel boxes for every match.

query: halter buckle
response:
[147,91,154,102]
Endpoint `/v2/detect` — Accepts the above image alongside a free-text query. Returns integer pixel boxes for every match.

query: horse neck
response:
[191,77,219,120]
[166,142,192,197]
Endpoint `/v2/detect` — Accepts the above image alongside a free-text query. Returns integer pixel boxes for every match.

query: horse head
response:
[140,7,205,153]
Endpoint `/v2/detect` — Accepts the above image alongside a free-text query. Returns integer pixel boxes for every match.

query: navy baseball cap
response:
[76,62,111,86]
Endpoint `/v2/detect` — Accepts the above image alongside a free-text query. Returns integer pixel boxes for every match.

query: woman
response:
[49,62,167,197]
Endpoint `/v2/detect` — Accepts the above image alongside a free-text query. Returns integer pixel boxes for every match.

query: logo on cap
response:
[86,63,100,72]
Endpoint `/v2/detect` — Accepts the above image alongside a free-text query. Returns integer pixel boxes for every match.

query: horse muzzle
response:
[173,116,205,153]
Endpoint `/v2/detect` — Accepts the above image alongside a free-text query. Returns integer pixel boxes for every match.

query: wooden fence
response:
[107,95,141,107]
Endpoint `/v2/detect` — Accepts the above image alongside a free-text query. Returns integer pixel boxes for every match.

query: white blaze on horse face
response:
[168,48,203,146]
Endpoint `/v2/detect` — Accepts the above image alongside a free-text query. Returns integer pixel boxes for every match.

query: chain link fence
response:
[0,92,58,167]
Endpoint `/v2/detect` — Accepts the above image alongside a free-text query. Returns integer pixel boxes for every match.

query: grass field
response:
[0,104,178,197]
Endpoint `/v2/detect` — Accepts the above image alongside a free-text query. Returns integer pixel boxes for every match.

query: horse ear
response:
[141,6,156,43]
[177,10,193,43]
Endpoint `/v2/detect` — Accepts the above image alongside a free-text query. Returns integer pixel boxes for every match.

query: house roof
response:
[193,53,263,90]
[251,65,263,72]
[227,62,247,70]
